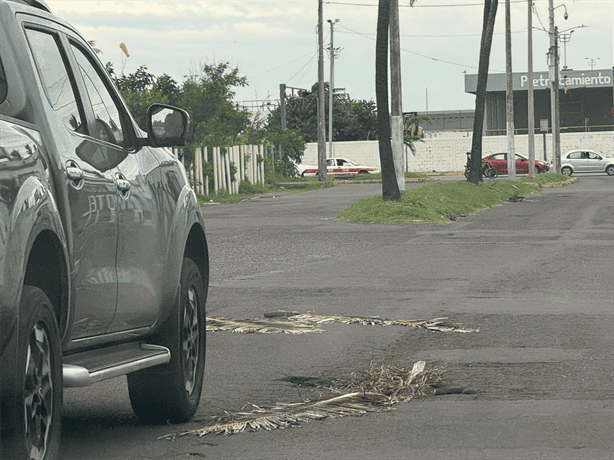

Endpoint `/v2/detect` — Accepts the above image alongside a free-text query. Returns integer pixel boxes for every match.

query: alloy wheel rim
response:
[182,286,200,395]
[24,322,54,460]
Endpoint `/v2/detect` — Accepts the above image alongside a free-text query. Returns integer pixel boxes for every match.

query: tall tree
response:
[111,65,170,129]
[376,0,400,201]
[468,0,499,184]
[265,85,377,143]
[180,62,249,146]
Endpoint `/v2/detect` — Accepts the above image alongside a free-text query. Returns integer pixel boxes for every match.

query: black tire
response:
[2,286,63,460]
[561,166,573,176]
[606,165,614,176]
[485,167,497,178]
[128,257,206,424]
[464,168,470,179]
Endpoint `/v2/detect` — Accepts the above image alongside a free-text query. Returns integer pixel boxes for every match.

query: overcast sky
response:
[47,0,613,112]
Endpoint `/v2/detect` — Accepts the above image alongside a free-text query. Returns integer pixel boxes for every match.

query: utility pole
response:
[327,19,339,159]
[552,26,561,173]
[317,0,327,181]
[505,0,516,179]
[389,0,405,191]
[527,0,536,178]
[548,0,563,174]
[279,83,287,131]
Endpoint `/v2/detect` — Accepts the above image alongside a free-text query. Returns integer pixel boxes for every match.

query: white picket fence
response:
[175,144,268,195]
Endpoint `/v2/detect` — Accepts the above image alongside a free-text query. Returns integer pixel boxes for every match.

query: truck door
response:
[68,40,164,332]
[24,26,119,338]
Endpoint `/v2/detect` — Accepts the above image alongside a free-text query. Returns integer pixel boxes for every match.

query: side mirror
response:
[146,104,190,148]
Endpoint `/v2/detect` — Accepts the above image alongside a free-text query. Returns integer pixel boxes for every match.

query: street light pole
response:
[559,30,574,69]
[584,57,600,70]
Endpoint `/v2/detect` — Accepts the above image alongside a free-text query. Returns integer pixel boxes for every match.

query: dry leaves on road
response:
[206,312,478,334]
[160,361,442,439]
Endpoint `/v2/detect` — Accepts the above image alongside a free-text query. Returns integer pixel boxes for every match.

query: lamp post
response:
[559,30,574,69]
[584,57,600,70]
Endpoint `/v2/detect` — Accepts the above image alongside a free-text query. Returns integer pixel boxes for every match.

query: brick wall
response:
[303,131,614,173]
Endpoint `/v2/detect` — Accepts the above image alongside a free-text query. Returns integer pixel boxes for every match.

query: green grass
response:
[337,174,574,223]
[340,172,431,182]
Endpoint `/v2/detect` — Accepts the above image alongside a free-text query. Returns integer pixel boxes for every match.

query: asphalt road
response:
[61,176,613,460]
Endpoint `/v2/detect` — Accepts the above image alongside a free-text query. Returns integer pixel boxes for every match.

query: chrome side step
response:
[63,342,170,387]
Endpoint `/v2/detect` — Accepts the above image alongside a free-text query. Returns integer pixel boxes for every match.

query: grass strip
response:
[337,173,575,223]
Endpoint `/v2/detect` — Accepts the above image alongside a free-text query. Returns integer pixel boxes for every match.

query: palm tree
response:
[468,0,499,184]
[375,0,400,201]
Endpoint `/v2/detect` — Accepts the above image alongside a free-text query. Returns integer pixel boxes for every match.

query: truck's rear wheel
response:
[3,286,63,460]
[128,257,206,424]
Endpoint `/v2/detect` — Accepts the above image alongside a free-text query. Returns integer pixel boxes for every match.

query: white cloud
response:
[46,0,612,111]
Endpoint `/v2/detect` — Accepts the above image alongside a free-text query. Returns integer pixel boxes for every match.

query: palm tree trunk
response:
[376,0,400,201]
[469,0,499,184]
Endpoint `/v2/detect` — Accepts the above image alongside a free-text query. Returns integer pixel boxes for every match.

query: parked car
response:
[560,149,614,176]
[301,157,380,177]
[482,153,550,175]
[0,1,209,458]
[290,159,315,177]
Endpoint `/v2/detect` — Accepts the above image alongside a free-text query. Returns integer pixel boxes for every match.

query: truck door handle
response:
[115,172,131,198]
[116,179,130,191]
[65,161,84,189]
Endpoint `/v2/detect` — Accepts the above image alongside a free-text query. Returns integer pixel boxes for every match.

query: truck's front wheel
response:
[127,257,206,424]
[2,286,63,460]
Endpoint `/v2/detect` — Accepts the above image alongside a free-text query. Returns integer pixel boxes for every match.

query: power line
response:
[337,23,482,70]
[286,50,318,86]
[249,50,317,79]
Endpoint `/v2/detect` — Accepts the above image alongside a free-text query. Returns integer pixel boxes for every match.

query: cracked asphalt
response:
[61,176,613,460]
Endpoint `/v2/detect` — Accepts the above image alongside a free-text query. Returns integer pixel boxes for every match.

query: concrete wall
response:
[303,131,614,173]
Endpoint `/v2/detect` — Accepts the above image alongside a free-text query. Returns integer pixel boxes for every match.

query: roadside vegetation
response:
[198,169,336,204]
[339,172,431,182]
[337,174,575,223]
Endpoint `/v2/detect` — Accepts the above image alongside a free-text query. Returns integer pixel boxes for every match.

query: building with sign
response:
[463,68,614,135]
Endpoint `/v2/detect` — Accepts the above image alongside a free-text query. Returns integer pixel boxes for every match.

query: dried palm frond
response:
[324,361,444,403]
[206,316,322,335]
[160,392,388,439]
[286,312,478,333]
[160,362,443,440]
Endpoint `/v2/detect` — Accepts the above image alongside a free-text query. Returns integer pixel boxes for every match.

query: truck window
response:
[25,28,85,134]
[70,42,128,148]
[0,57,6,105]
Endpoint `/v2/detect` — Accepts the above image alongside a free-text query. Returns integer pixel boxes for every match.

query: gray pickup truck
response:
[0,1,209,458]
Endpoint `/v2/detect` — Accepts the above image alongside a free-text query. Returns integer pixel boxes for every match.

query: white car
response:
[560,149,614,176]
[300,158,380,177]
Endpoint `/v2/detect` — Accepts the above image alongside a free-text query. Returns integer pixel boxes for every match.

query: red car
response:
[482,153,549,175]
